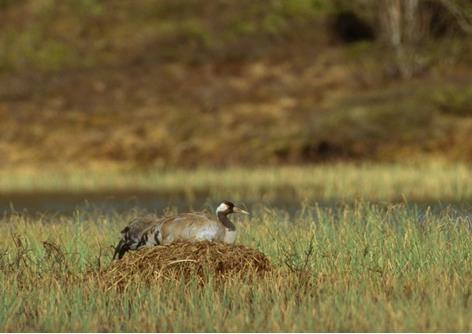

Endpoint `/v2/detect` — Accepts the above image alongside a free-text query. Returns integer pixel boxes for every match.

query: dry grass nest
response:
[101,241,273,289]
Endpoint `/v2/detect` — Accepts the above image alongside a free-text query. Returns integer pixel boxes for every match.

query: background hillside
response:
[0,0,471,168]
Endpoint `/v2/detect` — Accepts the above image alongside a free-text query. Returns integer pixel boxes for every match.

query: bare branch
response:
[439,0,472,34]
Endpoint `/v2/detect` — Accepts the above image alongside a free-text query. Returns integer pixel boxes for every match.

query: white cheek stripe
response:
[216,203,229,213]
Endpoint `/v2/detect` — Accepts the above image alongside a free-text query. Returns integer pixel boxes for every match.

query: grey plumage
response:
[113,201,249,260]
[112,214,162,260]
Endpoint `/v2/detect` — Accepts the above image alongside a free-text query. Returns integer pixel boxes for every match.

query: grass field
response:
[0,163,471,331]
[0,201,471,331]
[2,0,471,329]
[1,161,472,202]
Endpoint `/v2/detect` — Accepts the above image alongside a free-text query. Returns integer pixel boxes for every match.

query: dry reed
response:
[100,241,272,290]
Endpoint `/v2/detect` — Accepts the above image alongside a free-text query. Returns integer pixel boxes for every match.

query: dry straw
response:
[100,241,273,290]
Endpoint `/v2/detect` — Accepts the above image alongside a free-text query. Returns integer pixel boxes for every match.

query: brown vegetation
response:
[0,0,471,167]
[101,241,272,290]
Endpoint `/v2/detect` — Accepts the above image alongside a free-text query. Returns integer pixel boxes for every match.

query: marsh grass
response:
[1,162,472,202]
[1,203,471,331]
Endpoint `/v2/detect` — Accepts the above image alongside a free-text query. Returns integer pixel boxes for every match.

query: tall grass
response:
[1,162,471,202]
[1,203,471,331]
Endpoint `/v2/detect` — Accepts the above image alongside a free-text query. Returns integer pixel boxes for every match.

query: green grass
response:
[0,0,331,72]
[1,162,471,202]
[1,202,471,331]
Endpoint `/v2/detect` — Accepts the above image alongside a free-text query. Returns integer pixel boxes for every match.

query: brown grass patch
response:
[100,241,273,290]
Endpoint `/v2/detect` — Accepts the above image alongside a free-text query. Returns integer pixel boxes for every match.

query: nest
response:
[101,241,272,289]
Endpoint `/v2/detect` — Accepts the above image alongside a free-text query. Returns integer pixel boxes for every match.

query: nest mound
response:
[101,241,272,289]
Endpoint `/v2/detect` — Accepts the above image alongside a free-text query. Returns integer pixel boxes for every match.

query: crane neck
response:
[217,212,236,231]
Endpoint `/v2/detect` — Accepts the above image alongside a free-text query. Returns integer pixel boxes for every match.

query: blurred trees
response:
[332,0,471,78]
[0,0,470,77]
[0,0,471,166]
[364,0,471,78]
[378,0,423,79]
[439,0,472,34]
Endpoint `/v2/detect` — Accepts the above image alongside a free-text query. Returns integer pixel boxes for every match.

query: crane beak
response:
[233,207,249,215]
